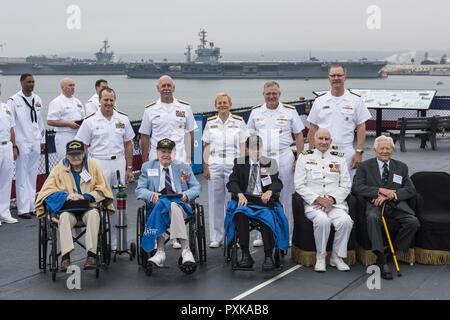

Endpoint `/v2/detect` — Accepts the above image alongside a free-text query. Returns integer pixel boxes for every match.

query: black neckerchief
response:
[20,96,37,123]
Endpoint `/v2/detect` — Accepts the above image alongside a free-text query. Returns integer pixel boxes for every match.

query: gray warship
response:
[127,29,387,79]
[0,40,127,75]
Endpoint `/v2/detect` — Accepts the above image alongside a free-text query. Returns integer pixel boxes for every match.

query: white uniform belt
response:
[91,154,124,160]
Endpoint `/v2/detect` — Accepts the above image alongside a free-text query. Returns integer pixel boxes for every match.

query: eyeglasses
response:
[329,74,345,78]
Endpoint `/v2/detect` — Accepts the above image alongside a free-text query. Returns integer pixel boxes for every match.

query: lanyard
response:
[21,96,37,123]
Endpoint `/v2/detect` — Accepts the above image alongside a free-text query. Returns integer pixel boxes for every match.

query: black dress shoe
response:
[262,256,275,271]
[18,213,32,219]
[237,252,254,268]
[380,264,393,280]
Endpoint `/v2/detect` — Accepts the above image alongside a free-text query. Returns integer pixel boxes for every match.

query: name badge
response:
[80,170,91,182]
[311,169,323,180]
[393,174,403,184]
[261,175,272,187]
[147,169,159,177]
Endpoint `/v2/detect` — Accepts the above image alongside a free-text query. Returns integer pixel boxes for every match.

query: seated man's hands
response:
[314,196,334,213]
[179,192,188,202]
[378,188,397,201]
[151,193,161,204]
[372,194,389,207]
[237,193,248,207]
[261,190,272,204]
[67,193,84,201]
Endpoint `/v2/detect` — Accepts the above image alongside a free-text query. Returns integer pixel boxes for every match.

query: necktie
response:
[21,96,37,123]
[382,162,389,186]
[247,164,259,194]
[163,168,175,194]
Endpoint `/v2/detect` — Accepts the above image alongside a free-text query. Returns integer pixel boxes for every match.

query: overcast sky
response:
[0,0,449,57]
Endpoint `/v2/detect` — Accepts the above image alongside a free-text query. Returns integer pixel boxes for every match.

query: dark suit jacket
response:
[352,157,416,215]
[226,156,283,201]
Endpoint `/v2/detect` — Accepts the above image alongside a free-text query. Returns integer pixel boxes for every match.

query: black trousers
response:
[234,213,274,252]
[365,203,420,253]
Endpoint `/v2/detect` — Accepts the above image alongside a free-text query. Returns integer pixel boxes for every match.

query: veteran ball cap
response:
[66,140,84,154]
[157,138,175,150]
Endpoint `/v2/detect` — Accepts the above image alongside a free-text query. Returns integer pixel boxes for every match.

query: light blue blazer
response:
[135,159,201,206]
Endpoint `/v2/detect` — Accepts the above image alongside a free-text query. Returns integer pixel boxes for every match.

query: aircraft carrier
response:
[127,29,387,79]
[0,40,127,75]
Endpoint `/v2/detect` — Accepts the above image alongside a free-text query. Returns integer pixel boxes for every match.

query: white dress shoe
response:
[209,241,220,248]
[330,254,350,271]
[314,254,326,272]
[1,217,18,224]
[172,239,182,249]
[147,250,166,267]
[181,248,195,264]
[252,239,263,247]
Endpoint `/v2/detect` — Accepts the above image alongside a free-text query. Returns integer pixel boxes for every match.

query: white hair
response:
[373,135,395,149]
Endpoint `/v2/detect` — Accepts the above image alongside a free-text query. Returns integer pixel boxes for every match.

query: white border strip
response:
[231,265,302,300]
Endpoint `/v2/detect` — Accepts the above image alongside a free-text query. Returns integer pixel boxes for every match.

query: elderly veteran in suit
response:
[135,138,201,269]
[225,135,289,271]
[295,128,353,272]
[35,140,114,271]
[352,135,420,280]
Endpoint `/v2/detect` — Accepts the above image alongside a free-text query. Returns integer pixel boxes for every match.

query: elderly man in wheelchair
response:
[225,135,289,271]
[135,138,201,273]
[35,140,114,272]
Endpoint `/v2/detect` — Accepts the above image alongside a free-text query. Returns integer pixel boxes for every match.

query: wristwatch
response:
[356,149,364,154]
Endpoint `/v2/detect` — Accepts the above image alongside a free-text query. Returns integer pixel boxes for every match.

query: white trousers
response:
[207,163,232,243]
[0,143,14,220]
[58,209,100,256]
[55,131,77,162]
[15,141,40,214]
[305,207,353,258]
[92,155,125,249]
[168,202,189,241]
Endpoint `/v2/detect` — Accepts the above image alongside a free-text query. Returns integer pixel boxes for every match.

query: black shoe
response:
[262,256,275,271]
[237,252,254,268]
[380,264,393,280]
[18,213,32,219]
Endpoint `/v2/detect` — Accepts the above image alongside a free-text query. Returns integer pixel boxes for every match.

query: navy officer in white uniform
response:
[47,78,85,161]
[85,79,108,116]
[8,74,45,219]
[307,64,371,176]
[247,81,305,246]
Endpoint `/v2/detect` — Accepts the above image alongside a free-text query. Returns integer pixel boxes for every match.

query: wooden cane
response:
[381,202,402,277]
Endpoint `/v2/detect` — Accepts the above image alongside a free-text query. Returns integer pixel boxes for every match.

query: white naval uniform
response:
[8,91,45,215]
[202,114,248,243]
[75,109,135,249]
[139,98,197,163]
[307,89,371,176]
[85,94,99,116]
[0,103,15,221]
[294,149,353,258]
[47,94,85,161]
[247,102,305,238]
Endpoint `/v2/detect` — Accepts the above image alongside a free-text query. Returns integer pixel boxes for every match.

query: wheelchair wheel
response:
[144,249,156,276]
[130,242,136,261]
[195,203,207,264]
[99,208,111,267]
[178,256,197,275]
[49,223,58,281]
[136,206,145,266]
[38,218,48,272]
[274,249,282,269]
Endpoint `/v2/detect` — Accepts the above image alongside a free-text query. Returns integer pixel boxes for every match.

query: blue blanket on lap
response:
[141,196,193,253]
[224,199,289,250]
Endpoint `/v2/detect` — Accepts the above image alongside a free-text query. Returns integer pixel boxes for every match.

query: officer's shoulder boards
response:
[252,104,262,109]
[84,112,96,120]
[114,108,128,116]
[283,103,295,110]
[330,151,344,157]
[315,92,326,97]
[349,90,361,97]
[207,115,218,121]
[178,99,190,105]
[301,150,314,155]
[231,114,243,121]
[145,101,157,108]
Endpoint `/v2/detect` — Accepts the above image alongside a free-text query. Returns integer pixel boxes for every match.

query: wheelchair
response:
[38,203,112,281]
[136,198,207,276]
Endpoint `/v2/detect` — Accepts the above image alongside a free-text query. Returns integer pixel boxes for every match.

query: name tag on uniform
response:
[311,169,322,180]
[80,170,91,182]
[393,174,403,184]
[147,169,159,177]
[261,175,272,187]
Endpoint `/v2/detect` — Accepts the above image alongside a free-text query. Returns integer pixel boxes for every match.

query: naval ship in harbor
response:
[0,40,127,75]
[127,29,387,79]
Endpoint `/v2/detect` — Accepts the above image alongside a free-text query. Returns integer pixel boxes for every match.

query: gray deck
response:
[1,137,450,300]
